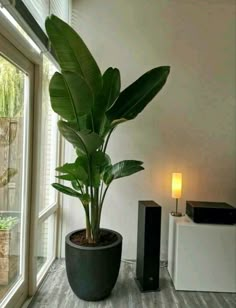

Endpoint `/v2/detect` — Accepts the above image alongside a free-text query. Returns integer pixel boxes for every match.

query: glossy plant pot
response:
[65,228,122,301]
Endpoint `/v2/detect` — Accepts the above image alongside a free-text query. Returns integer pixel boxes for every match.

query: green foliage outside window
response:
[0,216,18,230]
[0,56,24,117]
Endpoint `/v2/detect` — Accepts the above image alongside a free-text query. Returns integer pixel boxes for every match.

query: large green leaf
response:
[45,15,102,95]
[71,115,92,132]
[91,151,111,170]
[90,151,111,188]
[56,174,74,181]
[52,183,90,204]
[56,162,88,182]
[63,72,93,115]
[102,68,121,108]
[71,180,83,191]
[49,73,72,120]
[103,160,144,185]
[49,72,93,123]
[58,120,103,154]
[106,66,170,123]
[75,151,111,188]
[52,183,82,198]
[93,67,121,136]
[75,154,89,173]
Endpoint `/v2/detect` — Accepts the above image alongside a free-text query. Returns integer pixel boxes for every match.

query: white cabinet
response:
[168,214,236,292]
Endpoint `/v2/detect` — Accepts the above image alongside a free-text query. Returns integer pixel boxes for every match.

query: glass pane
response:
[0,55,28,302]
[38,55,58,212]
[37,215,55,275]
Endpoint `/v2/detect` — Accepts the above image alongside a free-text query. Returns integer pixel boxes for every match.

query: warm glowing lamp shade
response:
[171,173,183,217]
[172,173,182,199]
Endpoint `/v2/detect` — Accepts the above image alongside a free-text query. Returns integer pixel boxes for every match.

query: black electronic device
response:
[135,200,161,292]
[186,201,236,224]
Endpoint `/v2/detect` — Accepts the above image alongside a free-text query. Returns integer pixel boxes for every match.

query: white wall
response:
[61,0,236,260]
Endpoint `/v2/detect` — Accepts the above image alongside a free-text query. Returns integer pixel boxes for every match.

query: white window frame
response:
[0,8,61,308]
[0,31,34,308]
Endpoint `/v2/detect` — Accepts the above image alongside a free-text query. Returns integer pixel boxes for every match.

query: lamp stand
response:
[171,198,182,217]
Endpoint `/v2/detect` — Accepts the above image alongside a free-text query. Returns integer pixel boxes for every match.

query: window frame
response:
[0,31,34,308]
[0,8,61,308]
[31,54,61,289]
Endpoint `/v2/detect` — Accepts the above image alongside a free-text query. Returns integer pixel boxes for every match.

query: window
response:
[0,36,34,308]
[36,54,59,284]
[38,55,58,213]
[37,214,56,274]
[0,5,62,307]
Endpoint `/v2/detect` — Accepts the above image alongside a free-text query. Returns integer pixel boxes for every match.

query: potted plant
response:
[45,15,170,301]
[0,216,19,285]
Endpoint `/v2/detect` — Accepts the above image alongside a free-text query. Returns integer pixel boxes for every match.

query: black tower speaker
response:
[135,200,161,292]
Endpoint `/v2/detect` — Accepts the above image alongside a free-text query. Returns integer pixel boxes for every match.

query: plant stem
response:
[85,185,92,241]
[84,206,91,241]
[90,188,99,242]
[87,157,94,200]
[93,188,99,241]
[75,178,84,194]
[98,184,109,227]
[90,112,95,132]
[86,156,94,241]
[103,127,115,153]
[99,181,104,205]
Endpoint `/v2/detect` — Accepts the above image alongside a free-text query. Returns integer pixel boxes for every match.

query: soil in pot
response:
[70,229,117,247]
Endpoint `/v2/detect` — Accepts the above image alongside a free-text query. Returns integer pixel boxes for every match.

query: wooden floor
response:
[29,259,236,308]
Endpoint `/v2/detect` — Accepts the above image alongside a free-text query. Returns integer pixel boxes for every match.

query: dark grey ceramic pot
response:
[65,228,122,301]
